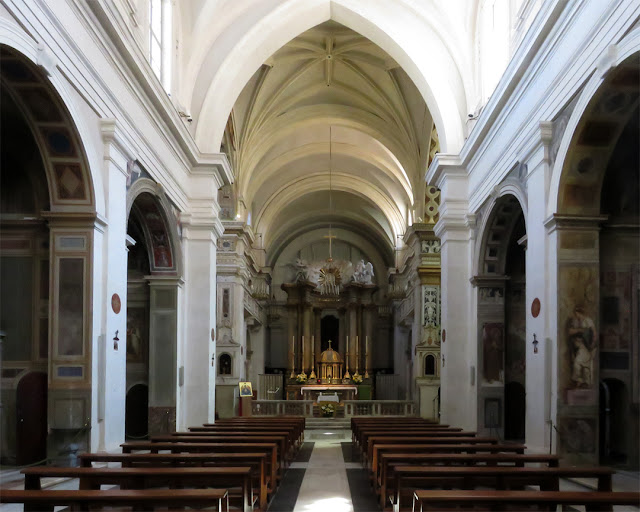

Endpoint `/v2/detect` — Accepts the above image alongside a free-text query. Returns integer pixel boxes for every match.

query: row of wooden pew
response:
[351,417,640,511]
[1,416,305,511]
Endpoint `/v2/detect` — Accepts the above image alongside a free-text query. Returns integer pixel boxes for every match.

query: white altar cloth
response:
[300,385,358,396]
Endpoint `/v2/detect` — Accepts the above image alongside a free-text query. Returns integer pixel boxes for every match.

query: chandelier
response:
[319,126,340,296]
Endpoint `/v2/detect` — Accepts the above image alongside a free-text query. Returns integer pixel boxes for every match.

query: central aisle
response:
[268,429,380,512]
[292,431,353,512]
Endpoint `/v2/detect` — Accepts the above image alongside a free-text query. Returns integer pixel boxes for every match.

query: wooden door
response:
[16,372,47,465]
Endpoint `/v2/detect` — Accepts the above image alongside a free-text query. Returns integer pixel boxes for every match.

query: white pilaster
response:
[432,155,476,430]
[524,126,553,453]
[180,169,224,427]
[96,119,130,451]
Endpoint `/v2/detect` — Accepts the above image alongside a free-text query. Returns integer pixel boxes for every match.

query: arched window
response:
[424,354,436,376]
[219,353,232,375]
[149,0,172,92]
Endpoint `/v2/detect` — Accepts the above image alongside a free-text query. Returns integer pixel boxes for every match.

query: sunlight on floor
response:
[302,496,352,512]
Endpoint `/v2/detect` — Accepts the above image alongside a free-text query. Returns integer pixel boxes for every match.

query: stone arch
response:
[548,40,640,218]
[473,193,527,440]
[0,45,97,213]
[477,193,527,276]
[189,0,467,154]
[127,178,183,276]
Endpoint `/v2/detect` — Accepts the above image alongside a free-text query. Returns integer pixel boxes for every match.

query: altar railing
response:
[251,400,415,417]
[343,400,416,417]
[252,400,314,417]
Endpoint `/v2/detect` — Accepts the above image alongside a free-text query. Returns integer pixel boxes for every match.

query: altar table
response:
[299,385,358,401]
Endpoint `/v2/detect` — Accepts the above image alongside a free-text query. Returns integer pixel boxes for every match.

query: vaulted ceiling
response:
[222,21,436,262]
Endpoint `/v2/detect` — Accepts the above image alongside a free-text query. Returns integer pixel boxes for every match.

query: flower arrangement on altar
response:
[295,373,308,383]
[320,403,336,417]
[352,373,363,384]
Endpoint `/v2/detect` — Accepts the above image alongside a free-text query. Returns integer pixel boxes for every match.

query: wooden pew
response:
[210,417,305,443]
[79,451,270,510]
[121,441,279,492]
[376,452,559,503]
[412,489,640,512]
[372,443,526,475]
[390,465,614,511]
[0,488,229,512]
[158,432,293,461]
[149,434,289,469]
[367,437,502,469]
[189,425,301,449]
[22,466,252,512]
[359,429,476,455]
[354,427,464,448]
[201,418,306,445]
[350,419,450,443]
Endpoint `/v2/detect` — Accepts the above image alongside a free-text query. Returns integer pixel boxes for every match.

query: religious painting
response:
[57,258,84,357]
[126,307,147,362]
[239,381,253,397]
[559,266,598,399]
[482,323,504,384]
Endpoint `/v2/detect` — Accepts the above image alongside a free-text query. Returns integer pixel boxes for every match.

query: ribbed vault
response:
[216,20,440,262]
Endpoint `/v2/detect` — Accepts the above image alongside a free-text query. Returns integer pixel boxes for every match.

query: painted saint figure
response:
[566,305,597,388]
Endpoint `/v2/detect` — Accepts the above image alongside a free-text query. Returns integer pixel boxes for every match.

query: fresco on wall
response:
[126,307,147,363]
[57,258,84,357]
[482,323,504,384]
[505,287,526,385]
[559,266,598,404]
[558,417,597,454]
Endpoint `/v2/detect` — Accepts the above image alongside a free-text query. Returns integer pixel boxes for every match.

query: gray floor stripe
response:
[268,468,306,512]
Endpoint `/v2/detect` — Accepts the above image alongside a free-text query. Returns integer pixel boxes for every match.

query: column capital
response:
[180,210,225,239]
[144,275,185,287]
[544,214,608,234]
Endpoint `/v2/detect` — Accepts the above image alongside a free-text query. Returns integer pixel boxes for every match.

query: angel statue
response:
[363,261,374,284]
[293,258,308,282]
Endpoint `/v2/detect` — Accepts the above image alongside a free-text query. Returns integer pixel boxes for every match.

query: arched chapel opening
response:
[554,54,639,467]
[475,195,527,440]
[126,187,181,436]
[0,45,96,465]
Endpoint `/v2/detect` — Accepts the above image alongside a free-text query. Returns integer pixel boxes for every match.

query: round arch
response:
[189,0,467,154]
[548,33,640,218]
[0,35,103,216]
[127,178,183,276]
[476,193,526,277]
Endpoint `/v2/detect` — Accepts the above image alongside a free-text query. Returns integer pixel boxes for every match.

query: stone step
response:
[305,418,350,430]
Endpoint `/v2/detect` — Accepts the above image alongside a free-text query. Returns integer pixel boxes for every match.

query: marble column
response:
[302,302,312,372]
[314,309,321,372]
[347,304,357,372]
[338,308,346,357]
[364,305,375,375]
[287,305,297,374]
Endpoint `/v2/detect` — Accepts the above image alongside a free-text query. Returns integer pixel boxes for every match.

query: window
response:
[149,0,172,92]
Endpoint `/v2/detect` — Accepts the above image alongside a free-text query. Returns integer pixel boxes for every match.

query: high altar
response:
[281,258,377,401]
